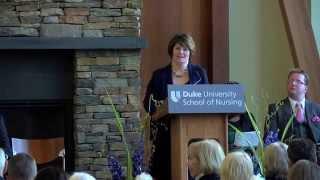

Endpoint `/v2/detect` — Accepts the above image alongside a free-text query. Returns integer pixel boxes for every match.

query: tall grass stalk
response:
[280,114,294,142]
[106,91,133,180]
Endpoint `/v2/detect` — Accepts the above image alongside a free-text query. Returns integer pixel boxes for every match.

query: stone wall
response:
[74,50,141,179]
[0,0,141,37]
[0,0,142,179]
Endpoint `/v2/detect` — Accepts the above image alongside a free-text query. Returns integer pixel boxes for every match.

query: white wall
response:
[312,0,320,53]
[229,0,294,129]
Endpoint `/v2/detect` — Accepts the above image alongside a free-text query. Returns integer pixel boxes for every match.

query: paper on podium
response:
[234,131,259,147]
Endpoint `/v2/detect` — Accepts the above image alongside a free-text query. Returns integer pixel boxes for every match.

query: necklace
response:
[172,70,187,78]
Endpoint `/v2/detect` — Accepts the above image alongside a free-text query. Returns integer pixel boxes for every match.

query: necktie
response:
[295,103,304,123]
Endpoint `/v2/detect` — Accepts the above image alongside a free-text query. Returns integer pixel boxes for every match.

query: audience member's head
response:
[35,167,67,180]
[287,68,309,100]
[264,142,288,180]
[69,172,95,180]
[287,68,309,86]
[7,153,37,180]
[288,160,320,180]
[188,139,225,178]
[135,172,153,180]
[287,138,317,165]
[220,151,254,180]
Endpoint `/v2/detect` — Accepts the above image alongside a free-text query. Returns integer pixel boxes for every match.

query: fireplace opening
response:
[0,50,74,171]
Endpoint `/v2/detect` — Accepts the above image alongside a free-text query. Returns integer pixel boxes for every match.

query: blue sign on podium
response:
[168,84,245,113]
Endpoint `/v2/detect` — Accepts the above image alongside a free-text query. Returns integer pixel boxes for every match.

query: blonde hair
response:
[220,151,254,180]
[264,142,288,178]
[135,172,153,180]
[69,172,96,180]
[189,139,225,175]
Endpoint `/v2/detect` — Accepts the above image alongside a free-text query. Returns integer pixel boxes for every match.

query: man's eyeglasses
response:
[288,79,306,85]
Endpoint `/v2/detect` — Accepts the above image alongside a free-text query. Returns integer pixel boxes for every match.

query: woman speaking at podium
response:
[143,33,208,180]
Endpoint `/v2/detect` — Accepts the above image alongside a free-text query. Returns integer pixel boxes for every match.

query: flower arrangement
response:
[264,130,279,146]
[105,92,149,180]
[132,140,144,177]
[311,115,320,123]
[107,141,145,180]
[108,155,124,180]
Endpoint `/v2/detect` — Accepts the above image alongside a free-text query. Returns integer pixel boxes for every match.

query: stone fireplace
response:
[0,1,145,179]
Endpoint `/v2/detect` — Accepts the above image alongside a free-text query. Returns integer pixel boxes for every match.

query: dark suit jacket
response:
[199,172,220,180]
[266,97,320,143]
[0,114,12,157]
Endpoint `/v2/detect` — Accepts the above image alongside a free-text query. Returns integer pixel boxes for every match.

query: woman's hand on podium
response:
[152,99,168,121]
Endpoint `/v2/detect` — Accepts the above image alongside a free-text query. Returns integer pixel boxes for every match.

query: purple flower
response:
[311,115,320,123]
[264,130,279,146]
[132,140,145,177]
[107,155,124,180]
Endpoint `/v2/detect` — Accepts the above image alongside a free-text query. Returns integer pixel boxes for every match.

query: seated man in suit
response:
[265,68,320,143]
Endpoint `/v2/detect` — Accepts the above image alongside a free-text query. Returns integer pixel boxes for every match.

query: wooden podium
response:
[168,84,244,179]
[170,114,228,180]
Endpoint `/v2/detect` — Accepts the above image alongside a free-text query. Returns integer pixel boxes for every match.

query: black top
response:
[265,175,287,180]
[199,172,220,180]
[229,112,255,131]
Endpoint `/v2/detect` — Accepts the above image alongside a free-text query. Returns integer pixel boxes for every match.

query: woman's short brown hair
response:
[167,33,195,59]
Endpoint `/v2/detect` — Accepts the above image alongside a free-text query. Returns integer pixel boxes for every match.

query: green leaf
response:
[107,94,125,138]
[105,89,134,180]
[127,148,133,180]
[245,104,264,151]
[281,114,295,142]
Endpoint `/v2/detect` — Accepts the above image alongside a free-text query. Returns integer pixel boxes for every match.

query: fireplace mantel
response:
[0,37,147,50]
